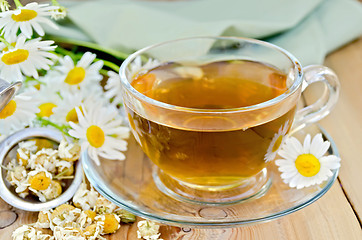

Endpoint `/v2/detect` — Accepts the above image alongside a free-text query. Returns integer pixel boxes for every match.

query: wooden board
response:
[304,37,362,222]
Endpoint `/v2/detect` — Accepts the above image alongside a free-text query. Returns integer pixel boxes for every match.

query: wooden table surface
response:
[0,2,362,237]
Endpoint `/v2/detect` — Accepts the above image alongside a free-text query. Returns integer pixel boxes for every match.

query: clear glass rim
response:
[119,36,303,114]
[83,124,339,228]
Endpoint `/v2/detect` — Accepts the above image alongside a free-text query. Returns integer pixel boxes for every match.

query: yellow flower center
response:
[38,103,57,117]
[272,135,283,152]
[29,172,51,191]
[295,154,321,177]
[0,100,16,119]
[86,125,105,148]
[64,67,86,85]
[1,49,29,65]
[35,139,54,150]
[34,84,41,90]
[66,106,83,123]
[11,9,38,22]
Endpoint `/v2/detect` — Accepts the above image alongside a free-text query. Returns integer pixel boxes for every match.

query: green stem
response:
[24,76,44,85]
[0,37,12,49]
[36,117,73,138]
[13,0,23,8]
[54,46,79,60]
[97,58,120,72]
[99,69,108,76]
[46,36,129,60]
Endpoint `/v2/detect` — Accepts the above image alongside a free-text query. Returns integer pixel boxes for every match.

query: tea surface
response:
[128,60,294,187]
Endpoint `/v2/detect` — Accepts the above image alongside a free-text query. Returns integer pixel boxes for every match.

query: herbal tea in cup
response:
[120,37,339,204]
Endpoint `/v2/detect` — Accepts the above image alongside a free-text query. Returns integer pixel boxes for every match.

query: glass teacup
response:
[119,37,339,204]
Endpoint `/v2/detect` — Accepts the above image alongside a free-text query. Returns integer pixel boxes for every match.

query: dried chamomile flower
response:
[6,159,27,183]
[76,210,96,228]
[53,226,84,239]
[6,137,80,202]
[95,213,120,234]
[73,182,99,210]
[56,164,74,177]
[58,139,81,162]
[84,210,97,221]
[115,208,136,223]
[52,206,82,227]
[17,140,37,166]
[94,196,117,214]
[29,148,58,172]
[41,180,62,201]
[28,169,52,191]
[34,139,54,151]
[11,181,135,239]
[83,222,105,239]
[5,159,30,197]
[35,210,52,229]
[12,225,51,240]
[51,204,75,221]
[137,220,163,240]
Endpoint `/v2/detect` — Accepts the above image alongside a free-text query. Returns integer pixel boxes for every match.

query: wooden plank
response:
[169,183,361,240]
[303,37,362,221]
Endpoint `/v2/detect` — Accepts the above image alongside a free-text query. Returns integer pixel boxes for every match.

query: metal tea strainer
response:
[0,79,22,111]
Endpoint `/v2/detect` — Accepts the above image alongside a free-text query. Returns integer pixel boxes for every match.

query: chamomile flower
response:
[73,182,99,211]
[50,1,67,21]
[35,82,62,119]
[12,225,51,240]
[275,134,341,189]
[137,220,163,240]
[0,0,10,12]
[54,52,103,92]
[129,56,160,79]
[68,102,130,165]
[0,35,57,83]
[0,2,58,39]
[52,90,85,125]
[0,88,39,136]
[264,121,290,162]
[104,70,123,107]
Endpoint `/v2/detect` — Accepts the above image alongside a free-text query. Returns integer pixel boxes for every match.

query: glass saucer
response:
[82,123,339,228]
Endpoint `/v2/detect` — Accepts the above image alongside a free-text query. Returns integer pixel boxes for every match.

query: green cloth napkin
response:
[47,0,362,66]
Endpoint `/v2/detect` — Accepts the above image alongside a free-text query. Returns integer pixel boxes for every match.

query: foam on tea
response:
[127,60,295,187]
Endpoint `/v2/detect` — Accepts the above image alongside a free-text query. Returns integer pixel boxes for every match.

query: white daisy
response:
[275,133,341,189]
[52,89,85,125]
[0,87,39,136]
[54,52,103,92]
[35,81,62,119]
[0,0,10,13]
[264,120,290,162]
[0,2,58,39]
[53,85,109,125]
[50,6,67,21]
[68,101,130,166]
[129,56,160,79]
[0,35,57,83]
[104,70,123,107]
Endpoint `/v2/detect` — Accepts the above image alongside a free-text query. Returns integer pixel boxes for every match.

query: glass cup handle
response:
[292,65,340,133]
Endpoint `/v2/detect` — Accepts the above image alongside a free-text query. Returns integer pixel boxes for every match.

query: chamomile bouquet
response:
[0,0,131,166]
